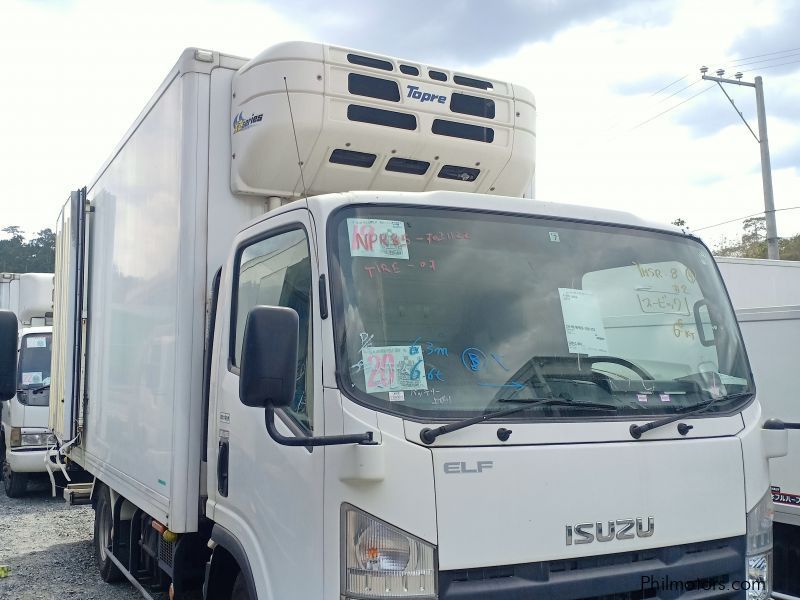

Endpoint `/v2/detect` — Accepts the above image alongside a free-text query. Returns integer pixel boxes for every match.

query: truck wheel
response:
[231,573,252,600]
[93,485,124,582]
[2,461,28,498]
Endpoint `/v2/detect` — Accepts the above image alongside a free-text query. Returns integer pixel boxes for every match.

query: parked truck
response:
[716,257,800,599]
[0,43,787,599]
[0,272,55,496]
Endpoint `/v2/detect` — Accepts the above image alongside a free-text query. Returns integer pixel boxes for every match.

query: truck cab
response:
[1,325,55,496]
[207,191,776,599]
[0,273,55,497]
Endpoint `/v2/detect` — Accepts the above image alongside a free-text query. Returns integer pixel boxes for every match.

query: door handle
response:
[217,439,229,497]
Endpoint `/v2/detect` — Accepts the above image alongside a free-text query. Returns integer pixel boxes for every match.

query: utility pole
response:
[701,68,779,259]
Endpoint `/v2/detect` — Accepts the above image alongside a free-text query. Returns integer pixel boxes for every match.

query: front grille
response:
[439,536,746,599]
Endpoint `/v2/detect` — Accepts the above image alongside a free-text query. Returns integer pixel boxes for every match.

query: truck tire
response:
[2,460,28,498]
[93,485,124,582]
[231,573,252,600]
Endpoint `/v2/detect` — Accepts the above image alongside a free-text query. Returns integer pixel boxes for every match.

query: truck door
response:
[51,188,87,441]
[208,208,324,599]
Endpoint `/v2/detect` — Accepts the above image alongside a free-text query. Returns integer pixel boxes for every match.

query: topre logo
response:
[232,111,263,134]
[406,85,446,104]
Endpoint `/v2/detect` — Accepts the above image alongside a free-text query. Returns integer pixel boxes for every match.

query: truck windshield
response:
[18,333,52,406]
[328,206,753,421]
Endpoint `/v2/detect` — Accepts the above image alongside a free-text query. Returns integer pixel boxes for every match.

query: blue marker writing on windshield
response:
[461,347,487,372]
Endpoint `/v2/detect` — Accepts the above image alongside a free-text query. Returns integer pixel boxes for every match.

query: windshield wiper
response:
[419,397,618,444]
[31,384,50,395]
[497,398,618,410]
[629,391,753,439]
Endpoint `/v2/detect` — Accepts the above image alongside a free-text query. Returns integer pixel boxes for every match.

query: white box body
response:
[717,256,800,525]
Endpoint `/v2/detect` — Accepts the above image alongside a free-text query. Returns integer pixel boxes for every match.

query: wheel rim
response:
[98,499,112,561]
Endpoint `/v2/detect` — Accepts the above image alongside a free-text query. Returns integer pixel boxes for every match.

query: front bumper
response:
[6,447,56,473]
[438,536,747,599]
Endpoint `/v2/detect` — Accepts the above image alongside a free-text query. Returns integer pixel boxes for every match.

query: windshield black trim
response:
[324,202,756,424]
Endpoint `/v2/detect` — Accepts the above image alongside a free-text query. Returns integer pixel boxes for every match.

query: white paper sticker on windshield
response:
[363,345,427,393]
[348,218,409,259]
[26,336,47,348]
[558,288,609,356]
[22,372,43,385]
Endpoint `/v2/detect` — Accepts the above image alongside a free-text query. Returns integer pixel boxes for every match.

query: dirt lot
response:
[0,475,161,600]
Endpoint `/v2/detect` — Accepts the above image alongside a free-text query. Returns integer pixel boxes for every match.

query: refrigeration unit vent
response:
[231,41,536,199]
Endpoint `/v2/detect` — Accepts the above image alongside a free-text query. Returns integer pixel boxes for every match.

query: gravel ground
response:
[0,475,163,600]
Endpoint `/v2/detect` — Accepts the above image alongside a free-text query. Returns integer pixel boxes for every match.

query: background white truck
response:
[7,42,784,599]
[0,272,55,496]
[716,256,800,599]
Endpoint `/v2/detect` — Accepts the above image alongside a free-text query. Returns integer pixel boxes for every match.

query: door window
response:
[233,228,314,431]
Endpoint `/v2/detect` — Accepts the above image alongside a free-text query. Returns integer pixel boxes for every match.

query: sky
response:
[1,0,798,251]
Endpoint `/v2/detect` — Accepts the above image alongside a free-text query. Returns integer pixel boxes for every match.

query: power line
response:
[742,58,800,74]
[649,75,689,97]
[654,78,701,105]
[728,51,800,70]
[608,46,800,140]
[728,46,800,65]
[694,206,800,232]
[624,85,714,134]
[605,78,702,139]
[642,45,800,102]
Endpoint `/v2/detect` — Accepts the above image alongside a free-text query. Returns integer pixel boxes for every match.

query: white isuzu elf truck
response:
[716,257,800,599]
[0,42,788,599]
[0,272,55,497]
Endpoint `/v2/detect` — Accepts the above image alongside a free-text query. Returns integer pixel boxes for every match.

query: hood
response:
[430,435,745,570]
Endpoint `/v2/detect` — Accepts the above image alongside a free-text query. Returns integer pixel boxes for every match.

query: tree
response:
[714,216,800,261]
[27,229,56,272]
[0,227,56,272]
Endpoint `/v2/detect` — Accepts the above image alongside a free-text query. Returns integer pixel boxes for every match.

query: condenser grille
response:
[432,119,494,143]
[450,93,496,119]
[347,53,393,71]
[330,149,377,168]
[347,105,417,130]
[348,73,401,102]
[386,157,430,175]
[454,74,494,90]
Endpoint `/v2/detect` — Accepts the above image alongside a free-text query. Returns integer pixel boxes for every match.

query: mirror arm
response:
[764,418,800,430]
[265,407,376,447]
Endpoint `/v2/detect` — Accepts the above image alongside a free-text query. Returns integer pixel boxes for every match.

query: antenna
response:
[283,76,309,198]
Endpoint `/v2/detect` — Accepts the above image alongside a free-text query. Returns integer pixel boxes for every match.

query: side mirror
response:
[239,306,299,408]
[0,311,19,402]
[762,418,799,459]
[693,300,716,347]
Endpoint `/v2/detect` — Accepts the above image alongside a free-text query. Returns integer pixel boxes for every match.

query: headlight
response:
[342,505,437,599]
[10,428,57,448]
[745,490,773,600]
